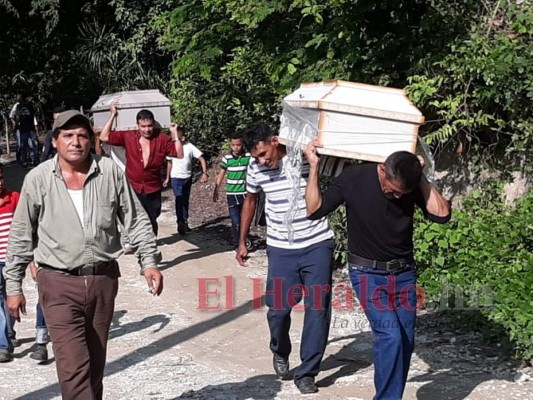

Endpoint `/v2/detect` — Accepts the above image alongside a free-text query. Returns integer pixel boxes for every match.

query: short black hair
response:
[229,131,243,141]
[243,123,274,152]
[136,109,154,122]
[383,151,422,192]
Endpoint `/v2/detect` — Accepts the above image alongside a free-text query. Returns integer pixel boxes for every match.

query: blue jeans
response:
[266,239,334,381]
[171,177,192,223]
[35,302,49,344]
[0,262,14,352]
[349,263,417,400]
[228,194,245,245]
[135,190,162,236]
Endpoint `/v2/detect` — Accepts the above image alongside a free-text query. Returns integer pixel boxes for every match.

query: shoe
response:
[185,223,192,232]
[0,350,13,363]
[177,222,187,235]
[295,376,318,394]
[273,354,290,380]
[30,344,48,362]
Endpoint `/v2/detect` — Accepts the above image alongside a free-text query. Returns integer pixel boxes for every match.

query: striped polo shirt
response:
[246,157,333,249]
[220,152,251,196]
[0,191,20,263]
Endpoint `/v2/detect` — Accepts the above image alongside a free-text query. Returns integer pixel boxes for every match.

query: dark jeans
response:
[228,194,245,245]
[135,190,162,236]
[171,177,192,223]
[348,263,417,400]
[265,239,334,381]
[37,266,119,400]
[18,130,39,165]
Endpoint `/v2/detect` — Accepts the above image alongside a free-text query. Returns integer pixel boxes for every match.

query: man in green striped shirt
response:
[213,133,251,246]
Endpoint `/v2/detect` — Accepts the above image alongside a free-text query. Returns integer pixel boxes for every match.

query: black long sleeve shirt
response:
[309,163,450,262]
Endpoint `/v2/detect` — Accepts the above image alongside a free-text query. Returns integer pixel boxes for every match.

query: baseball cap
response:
[52,110,93,135]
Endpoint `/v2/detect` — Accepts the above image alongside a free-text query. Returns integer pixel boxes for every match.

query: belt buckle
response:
[386,259,405,272]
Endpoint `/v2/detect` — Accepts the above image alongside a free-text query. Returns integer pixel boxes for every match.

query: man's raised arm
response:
[99,102,118,143]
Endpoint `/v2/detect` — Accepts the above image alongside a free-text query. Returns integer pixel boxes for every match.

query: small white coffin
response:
[90,89,171,131]
[279,80,424,162]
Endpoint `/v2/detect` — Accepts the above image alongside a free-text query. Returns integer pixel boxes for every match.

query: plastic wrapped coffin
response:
[279,80,425,163]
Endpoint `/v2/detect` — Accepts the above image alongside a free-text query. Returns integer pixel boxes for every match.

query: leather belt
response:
[39,261,117,276]
[348,253,409,272]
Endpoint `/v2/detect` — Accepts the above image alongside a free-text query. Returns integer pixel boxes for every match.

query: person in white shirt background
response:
[164,126,208,235]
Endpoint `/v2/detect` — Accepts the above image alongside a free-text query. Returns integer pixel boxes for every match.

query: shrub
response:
[414,185,533,362]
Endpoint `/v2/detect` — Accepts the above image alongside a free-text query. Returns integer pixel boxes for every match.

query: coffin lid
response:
[90,89,171,112]
[283,80,424,124]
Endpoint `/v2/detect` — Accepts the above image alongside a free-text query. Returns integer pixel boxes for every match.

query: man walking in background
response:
[99,102,183,237]
[4,110,163,399]
[164,125,208,235]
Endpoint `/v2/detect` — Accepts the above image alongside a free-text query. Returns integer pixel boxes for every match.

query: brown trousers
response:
[37,267,119,400]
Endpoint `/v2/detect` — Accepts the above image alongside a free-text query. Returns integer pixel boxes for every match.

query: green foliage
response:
[406,1,533,171]
[414,186,533,362]
[158,0,481,153]
[328,206,347,265]
[0,0,176,116]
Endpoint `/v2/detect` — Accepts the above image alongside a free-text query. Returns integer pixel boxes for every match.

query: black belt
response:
[39,261,117,276]
[348,253,409,272]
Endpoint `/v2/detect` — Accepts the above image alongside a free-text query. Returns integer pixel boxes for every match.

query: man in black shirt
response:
[305,139,451,400]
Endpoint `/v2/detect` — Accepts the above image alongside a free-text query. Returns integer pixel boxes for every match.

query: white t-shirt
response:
[167,142,203,179]
[67,189,84,228]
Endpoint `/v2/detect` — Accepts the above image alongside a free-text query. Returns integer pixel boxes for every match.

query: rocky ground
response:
[0,161,531,400]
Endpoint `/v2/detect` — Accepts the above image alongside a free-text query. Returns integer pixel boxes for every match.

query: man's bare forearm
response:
[305,163,323,216]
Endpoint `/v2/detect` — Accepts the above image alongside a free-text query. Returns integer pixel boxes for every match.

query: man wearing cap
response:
[99,102,184,237]
[3,110,163,400]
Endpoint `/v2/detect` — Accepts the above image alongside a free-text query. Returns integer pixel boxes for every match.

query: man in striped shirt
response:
[236,123,334,394]
[213,132,251,246]
[0,166,19,362]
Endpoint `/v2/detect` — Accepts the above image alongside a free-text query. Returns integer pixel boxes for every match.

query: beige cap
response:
[52,110,93,135]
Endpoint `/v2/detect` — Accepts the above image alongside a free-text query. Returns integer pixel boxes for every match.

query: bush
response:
[414,185,533,362]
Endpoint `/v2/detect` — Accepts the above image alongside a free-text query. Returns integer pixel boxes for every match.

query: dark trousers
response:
[171,177,192,223]
[228,194,245,245]
[37,267,119,400]
[266,239,334,381]
[135,190,162,236]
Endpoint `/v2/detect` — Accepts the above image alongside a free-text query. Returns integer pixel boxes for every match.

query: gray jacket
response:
[4,154,158,295]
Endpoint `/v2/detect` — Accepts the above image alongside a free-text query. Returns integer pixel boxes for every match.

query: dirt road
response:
[0,162,531,400]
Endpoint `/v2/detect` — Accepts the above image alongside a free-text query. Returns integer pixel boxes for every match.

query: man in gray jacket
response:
[4,110,163,400]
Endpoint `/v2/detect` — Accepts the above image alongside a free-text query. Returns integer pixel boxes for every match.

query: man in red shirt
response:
[100,103,183,236]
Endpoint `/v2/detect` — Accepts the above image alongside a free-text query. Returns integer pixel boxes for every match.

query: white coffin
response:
[90,90,171,131]
[279,80,424,162]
